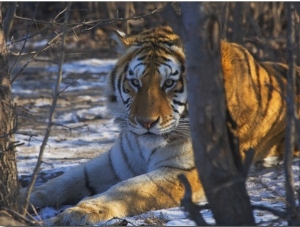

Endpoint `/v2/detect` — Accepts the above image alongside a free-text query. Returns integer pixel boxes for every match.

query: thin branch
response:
[3,2,17,41]
[178,174,208,226]
[9,3,39,76]
[79,5,164,32]
[252,205,286,219]
[58,78,80,95]
[2,207,41,226]
[10,5,165,84]
[22,3,72,215]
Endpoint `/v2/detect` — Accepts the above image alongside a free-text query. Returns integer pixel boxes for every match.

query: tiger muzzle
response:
[137,116,160,129]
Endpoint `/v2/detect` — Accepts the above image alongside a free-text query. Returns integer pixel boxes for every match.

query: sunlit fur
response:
[23,26,300,225]
[221,42,300,162]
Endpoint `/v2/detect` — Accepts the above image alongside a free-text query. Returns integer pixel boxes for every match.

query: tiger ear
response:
[110,30,131,54]
[172,38,183,49]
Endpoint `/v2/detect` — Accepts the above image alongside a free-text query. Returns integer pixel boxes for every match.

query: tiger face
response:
[106,27,187,143]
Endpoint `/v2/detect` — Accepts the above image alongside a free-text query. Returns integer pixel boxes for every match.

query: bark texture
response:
[0,5,20,212]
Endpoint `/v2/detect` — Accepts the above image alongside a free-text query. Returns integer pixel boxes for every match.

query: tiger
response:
[22,26,299,225]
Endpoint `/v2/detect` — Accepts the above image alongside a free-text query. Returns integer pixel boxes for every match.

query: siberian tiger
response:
[23,26,299,225]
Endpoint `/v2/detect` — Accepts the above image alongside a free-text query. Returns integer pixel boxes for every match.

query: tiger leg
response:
[22,151,118,209]
[46,168,203,226]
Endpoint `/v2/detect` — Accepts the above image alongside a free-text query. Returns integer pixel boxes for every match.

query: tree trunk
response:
[284,3,300,225]
[163,2,255,225]
[0,4,20,213]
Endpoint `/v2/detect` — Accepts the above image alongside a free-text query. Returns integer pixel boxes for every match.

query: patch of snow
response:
[47,59,117,74]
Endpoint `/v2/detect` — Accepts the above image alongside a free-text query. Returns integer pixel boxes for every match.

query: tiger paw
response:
[44,203,115,226]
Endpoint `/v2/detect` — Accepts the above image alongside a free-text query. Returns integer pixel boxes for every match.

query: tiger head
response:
[106,26,188,144]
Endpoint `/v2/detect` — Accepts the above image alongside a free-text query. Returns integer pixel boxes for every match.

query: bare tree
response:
[163,2,255,225]
[0,1,20,215]
[285,2,300,225]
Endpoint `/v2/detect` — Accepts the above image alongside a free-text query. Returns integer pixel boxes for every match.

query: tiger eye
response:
[130,79,140,88]
[164,79,175,88]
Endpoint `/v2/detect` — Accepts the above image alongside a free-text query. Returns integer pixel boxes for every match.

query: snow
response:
[14,58,300,226]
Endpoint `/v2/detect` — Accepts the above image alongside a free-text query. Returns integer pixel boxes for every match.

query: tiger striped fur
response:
[23,26,299,225]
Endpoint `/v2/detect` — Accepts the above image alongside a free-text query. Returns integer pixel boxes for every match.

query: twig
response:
[3,2,17,41]
[15,131,38,137]
[9,3,39,75]
[2,141,24,152]
[22,3,72,215]
[178,174,208,226]
[10,5,73,83]
[251,204,286,219]
[10,5,165,84]
[2,207,41,226]
[81,6,164,32]
[58,78,80,94]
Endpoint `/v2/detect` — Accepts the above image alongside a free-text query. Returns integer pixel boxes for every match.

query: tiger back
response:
[221,41,300,162]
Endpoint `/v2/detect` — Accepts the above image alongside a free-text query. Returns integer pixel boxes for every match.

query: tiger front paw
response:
[45,203,115,226]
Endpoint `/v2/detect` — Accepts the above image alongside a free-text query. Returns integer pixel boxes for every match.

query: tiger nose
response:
[137,117,160,129]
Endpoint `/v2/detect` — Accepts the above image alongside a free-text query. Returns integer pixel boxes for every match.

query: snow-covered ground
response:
[13,58,300,226]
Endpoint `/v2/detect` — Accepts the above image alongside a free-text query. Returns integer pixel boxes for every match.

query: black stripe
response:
[135,136,146,162]
[133,62,145,71]
[108,149,121,181]
[161,56,171,62]
[273,63,288,77]
[171,104,180,114]
[120,134,137,176]
[124,133,143,175]
[118,73,131,105]
[124,98,130,105]
[136,138,148,162]
[174,76,185,93]
[140,66,148,77]
[167,49,185,66]
[254,61,262,106]
[271,63,287,93]
[153,45,185,66]
[137,56,146,61]
[117,72,123,99]
[236,47,261,131]
[173,99,186,106]
[161,165,196,171]
[259,63,285,131]
[147,148,159,166]
[134,46,152,56]
[156,60,172,71]
[161,41,176,47]
[84,167,97,196]
[136,64,150,77]
[264,71,273,115]
[160,120,174,130]
[241,48,252,79]
[124,63,129,72]
[125,133,145,167]
[110,68,117,91]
